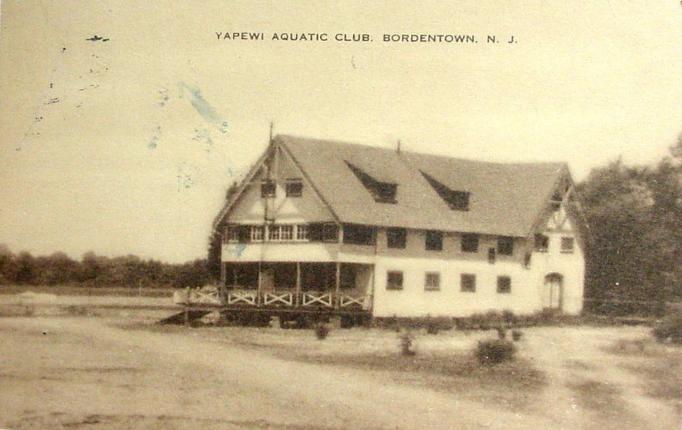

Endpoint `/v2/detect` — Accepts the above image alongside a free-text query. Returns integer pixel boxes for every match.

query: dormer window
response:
[261,179,276,198]
[285,178,303,197]
[345,161,397,204]
[420,171,469,211]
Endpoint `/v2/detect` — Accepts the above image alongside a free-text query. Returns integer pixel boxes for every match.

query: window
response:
[280,225,293,241]
[561,237,575,253]
[420,171,470,210]
[497,236,514,256]
[425,272,440,291]
[345,161,398,204]
[343,224,376,246]
[461,234,479,253]
[387,228,406,249]
[425,231,443,251]
[534,234,549,252]
[497,276,511,294]
[250,225,264,242]
[261,179,276,198]
[296,224,309,241]
[308,223,338,242]
[461,274,476,293]
[285,178,303,197]
[267,225,280,241]
[322,223,339,242]
[386,271,404,290]
[225,225,239,242]
[488,248,496,264]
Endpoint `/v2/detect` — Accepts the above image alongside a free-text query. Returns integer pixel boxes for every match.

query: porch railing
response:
[175,287,371,310]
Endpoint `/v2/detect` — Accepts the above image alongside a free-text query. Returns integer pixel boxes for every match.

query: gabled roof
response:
[219,134,571,237]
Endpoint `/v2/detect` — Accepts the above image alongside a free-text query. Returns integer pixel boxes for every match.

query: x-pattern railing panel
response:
[302,292,334,307]
[263,292,294,306]
[227,291,257,305]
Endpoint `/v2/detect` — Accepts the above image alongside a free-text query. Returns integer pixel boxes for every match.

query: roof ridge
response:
[276,134,568,167]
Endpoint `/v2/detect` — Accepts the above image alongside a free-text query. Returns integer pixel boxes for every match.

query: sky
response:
[1,0,682,262]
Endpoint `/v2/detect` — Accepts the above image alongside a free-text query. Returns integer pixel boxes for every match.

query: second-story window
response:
[343,224,376,246]
[535,234,549,252]
[280,225,293,241]
[267,225,280,241]
[387,228,407,249]
[296,224,309,240]
[561,237,575,253]
[250,225,264,242]
[461,234,479,253]
[322,223,339,242]
[497,236,514,256]
[261,179,276,198]
[225,225,239,243]
[425,231,443,251]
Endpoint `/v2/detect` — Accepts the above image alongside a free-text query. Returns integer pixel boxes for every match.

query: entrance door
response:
[543,273,563,310]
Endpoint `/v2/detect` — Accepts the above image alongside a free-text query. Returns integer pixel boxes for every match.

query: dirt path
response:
[1,318,679,429]
[1,317,552,430]
[524,326,680,430]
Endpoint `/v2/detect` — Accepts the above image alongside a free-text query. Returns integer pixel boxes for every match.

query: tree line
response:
[0,248,209,289]
[1,139,681,313]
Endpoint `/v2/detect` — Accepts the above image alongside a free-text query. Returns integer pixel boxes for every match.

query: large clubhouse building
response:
[212,135,585,318]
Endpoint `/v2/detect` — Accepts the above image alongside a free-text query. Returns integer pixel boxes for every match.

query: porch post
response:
[220,262,226,286]
[335,261,341,308]
[295,262,301,306]
[257,262,262,306]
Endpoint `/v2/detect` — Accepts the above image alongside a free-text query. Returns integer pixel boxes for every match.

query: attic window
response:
[420,171,470,211]
[285,178,303,197]
[261,179,276,198]
[345,161,397,204]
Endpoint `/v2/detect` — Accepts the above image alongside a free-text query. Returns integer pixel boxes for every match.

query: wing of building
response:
[213,134,586,318]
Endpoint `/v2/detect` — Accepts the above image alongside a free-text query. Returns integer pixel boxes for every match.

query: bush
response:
[652,311,682,343]
[475,339,515,365]
[496,326,507,340]
[315,323,330,340]
[425,316,454,334]
[511,329,523,342]
[502,309,517,325]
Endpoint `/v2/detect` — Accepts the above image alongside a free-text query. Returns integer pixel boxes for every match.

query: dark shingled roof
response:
[263,135,569,237]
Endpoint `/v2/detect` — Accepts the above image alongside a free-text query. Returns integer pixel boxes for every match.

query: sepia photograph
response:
[1,1,681,429]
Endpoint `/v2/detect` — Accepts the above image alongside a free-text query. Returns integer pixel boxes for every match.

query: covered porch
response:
[219,262,373,310]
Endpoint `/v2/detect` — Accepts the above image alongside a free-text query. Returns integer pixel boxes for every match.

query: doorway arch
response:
[543,273,563,310]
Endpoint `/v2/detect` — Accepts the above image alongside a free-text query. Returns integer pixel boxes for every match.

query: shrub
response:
[652,311,682,344]
[475,339,515,365]
[425,316,454,334]
[502,309,517,325]
[511,329,523,342]
[315,323,330,340]
[399,332,416,356]
[496,326,507,340]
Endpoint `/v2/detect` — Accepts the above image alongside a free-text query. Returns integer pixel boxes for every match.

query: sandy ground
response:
[0,315,680,429]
